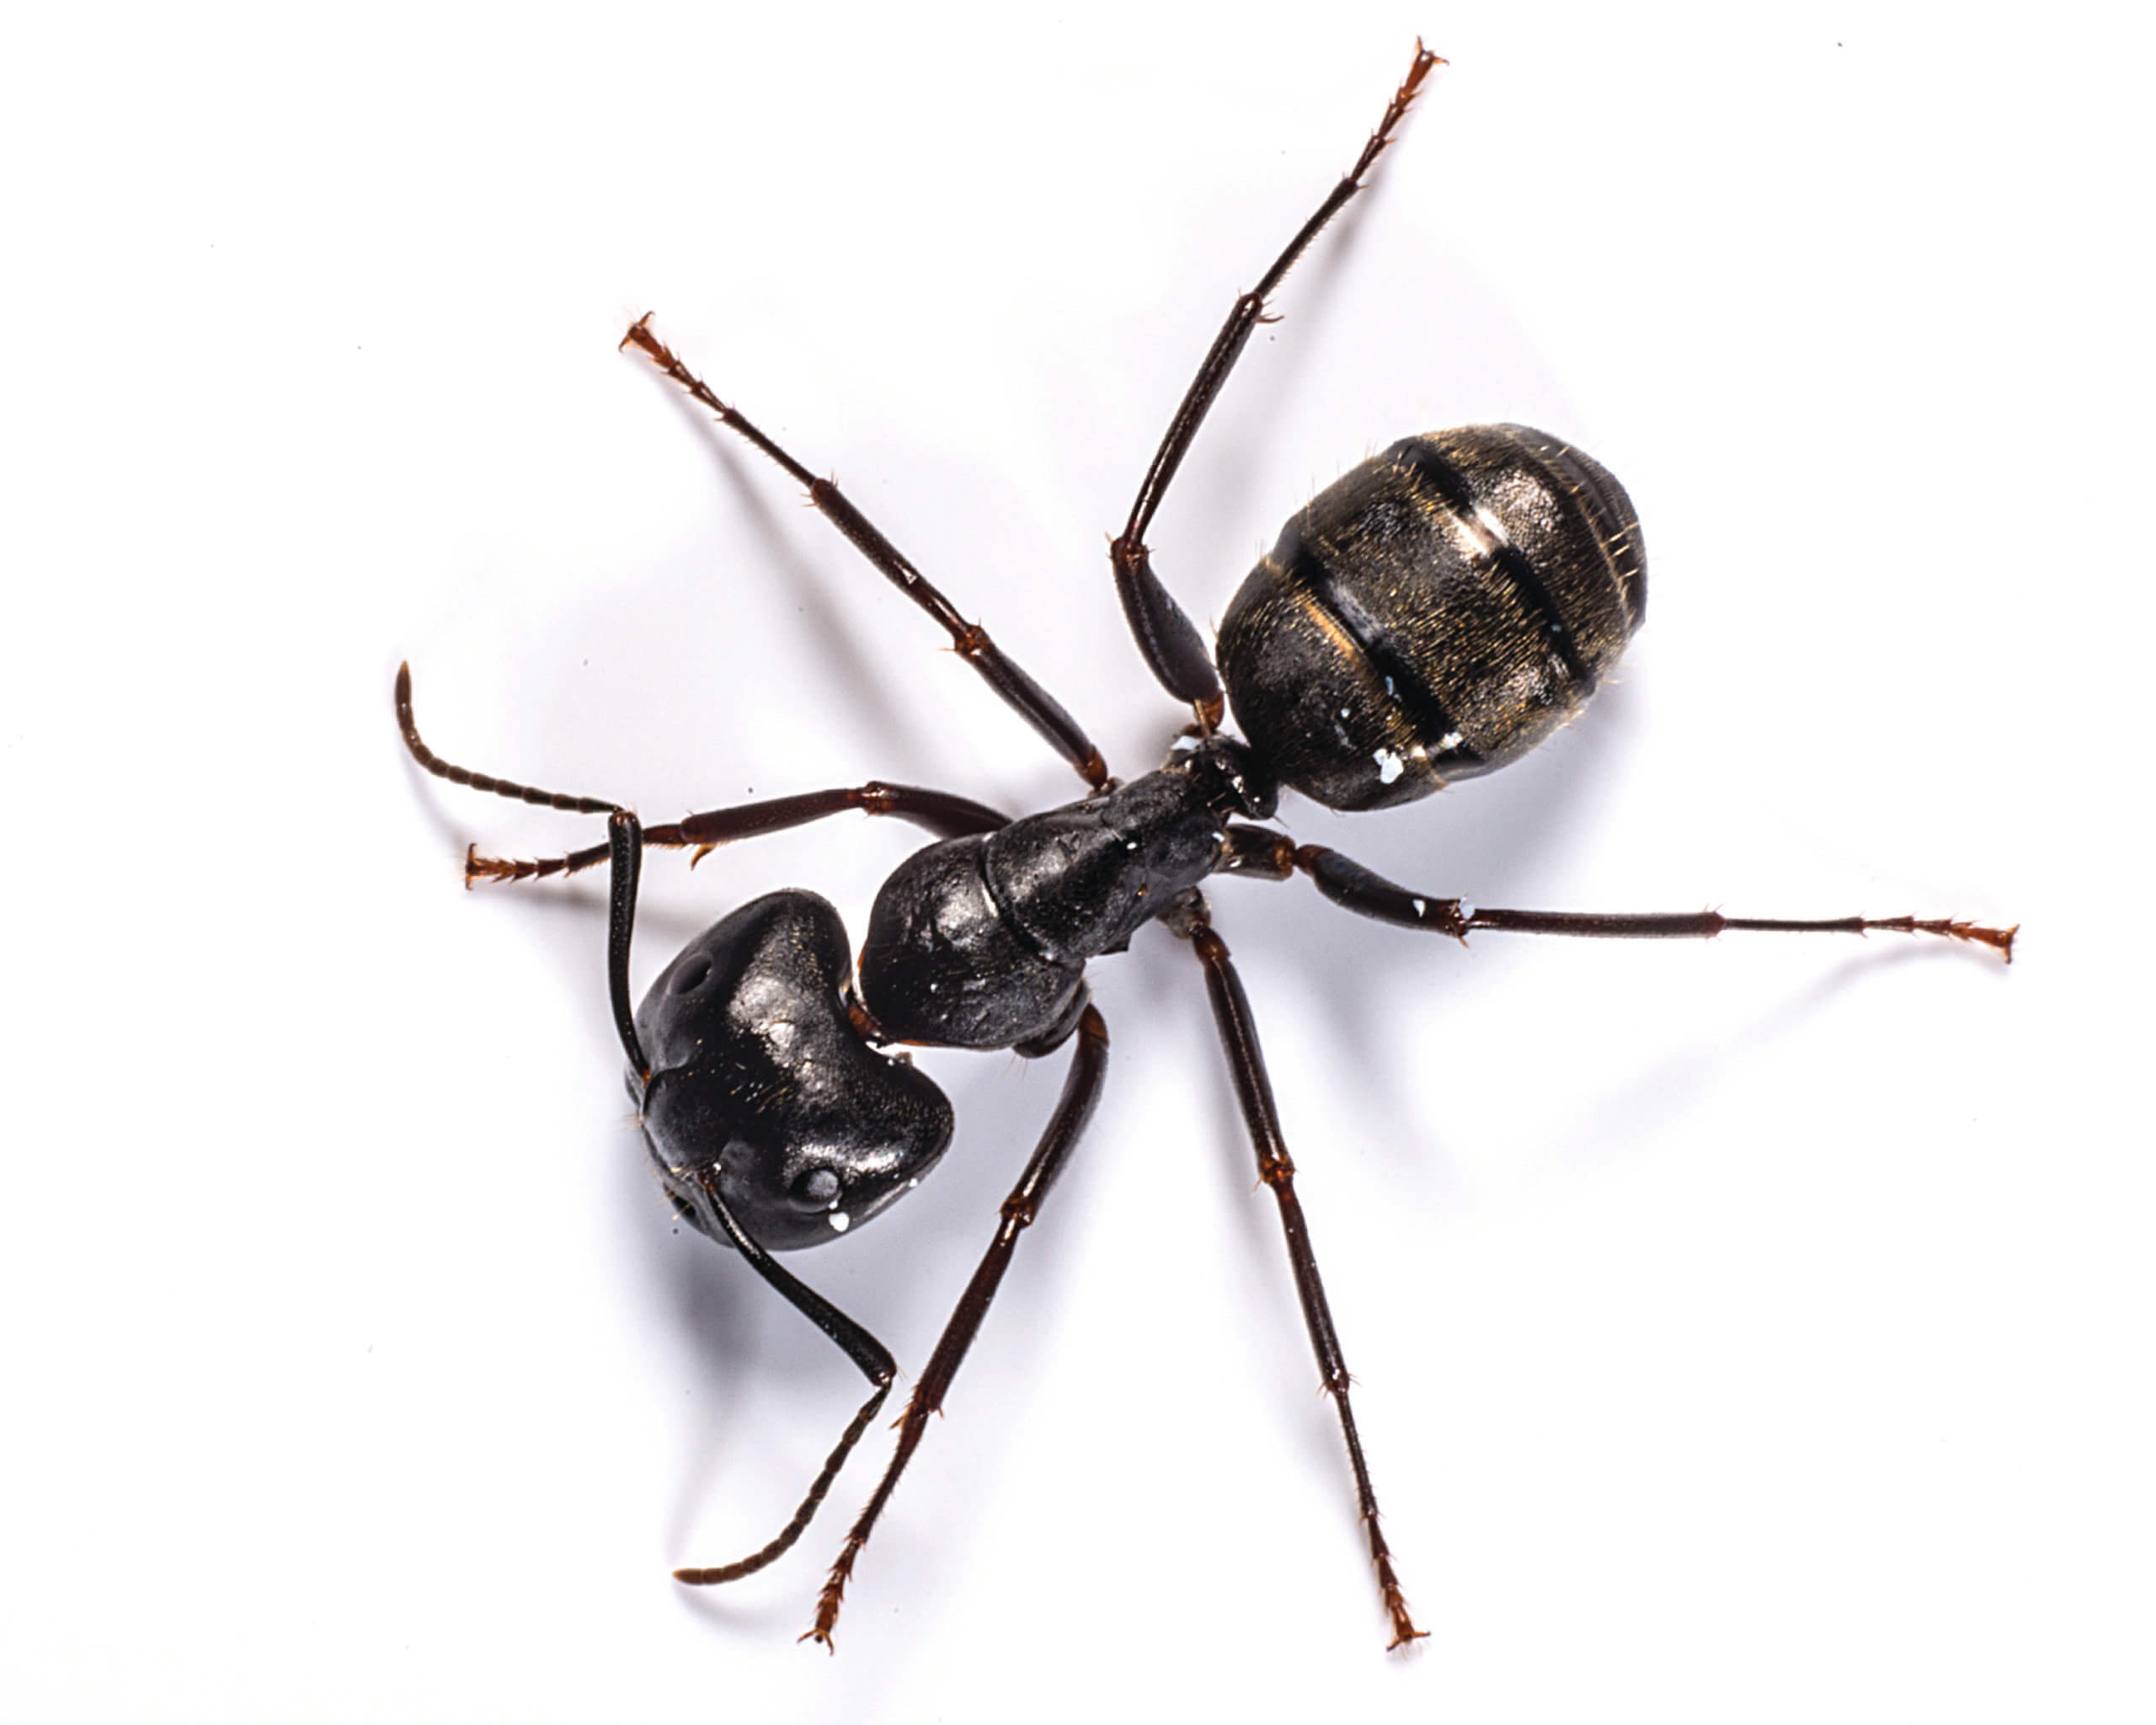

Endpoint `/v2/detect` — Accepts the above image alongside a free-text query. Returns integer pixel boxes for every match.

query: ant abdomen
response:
[1217,425,1646,811]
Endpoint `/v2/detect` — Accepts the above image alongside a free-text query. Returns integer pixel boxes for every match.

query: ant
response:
[395,43,2014,1653]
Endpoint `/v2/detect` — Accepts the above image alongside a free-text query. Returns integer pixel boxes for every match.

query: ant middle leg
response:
[801,1004,1112,1650]
[1171,893,1426,1653]
[1217,828,2019,961]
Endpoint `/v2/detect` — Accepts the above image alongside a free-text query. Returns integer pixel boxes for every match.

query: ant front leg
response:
[1217,829,2019,961]
[396,662,1010,885]
[403,655,961,1568]
[1109,43,1442,729]
[400,664,915,1562]
[465,783,1011,885]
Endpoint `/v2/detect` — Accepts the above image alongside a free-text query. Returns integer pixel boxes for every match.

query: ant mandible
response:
[397,43,2014,1653]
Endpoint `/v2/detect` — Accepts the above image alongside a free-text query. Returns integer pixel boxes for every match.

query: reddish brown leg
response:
[1110,43,1443,725]
[1178,900,1425,1652]
[1232,837,2016,963]
[622,316,1109,788]
[465,784,1010,884]
[396,661,1009,884]
[804,1005,1111,1652]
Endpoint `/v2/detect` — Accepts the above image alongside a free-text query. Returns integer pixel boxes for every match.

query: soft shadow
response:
[1547,941,2004,1170]
[1156,142,1406,609]
[639,368,945,769]
[635,1013,1109,1647]
[1216,674,1649,1199]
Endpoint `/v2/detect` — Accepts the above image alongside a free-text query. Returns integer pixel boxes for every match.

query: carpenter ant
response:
[395,44,2014,1653]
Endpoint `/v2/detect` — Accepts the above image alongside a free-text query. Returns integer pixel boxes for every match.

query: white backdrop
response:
[4,2,2145,1720]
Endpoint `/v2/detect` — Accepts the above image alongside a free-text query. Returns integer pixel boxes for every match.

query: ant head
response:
[635,891,954,1251]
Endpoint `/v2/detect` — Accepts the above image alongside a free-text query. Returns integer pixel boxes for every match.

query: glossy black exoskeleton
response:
[397,43,2013,1656]
[632,736,1272,1254]
[859,736,1274,1052]
[635,891,956,1252]
[1219,427,1644,810]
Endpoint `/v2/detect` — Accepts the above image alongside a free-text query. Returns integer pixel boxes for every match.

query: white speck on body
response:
[1373,747,1404,784]
[1436,730,1464,752]
[829,1211,851,1233]
[1412,897,1427,917]
[1469,498,1518,558]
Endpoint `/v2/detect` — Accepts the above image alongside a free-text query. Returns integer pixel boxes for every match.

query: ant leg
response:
[1110,43,1442,727]
[801,1004,1110,1650]
[622,317,1109,789]
[599,809,902,1581]
[1177,898,1426,1652]
[467,785,1010,884]
[397,663,1008,884]
[1219,830,2019,962]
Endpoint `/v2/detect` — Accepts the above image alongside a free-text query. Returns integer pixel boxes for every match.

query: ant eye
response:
[787,1167,841,1211]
